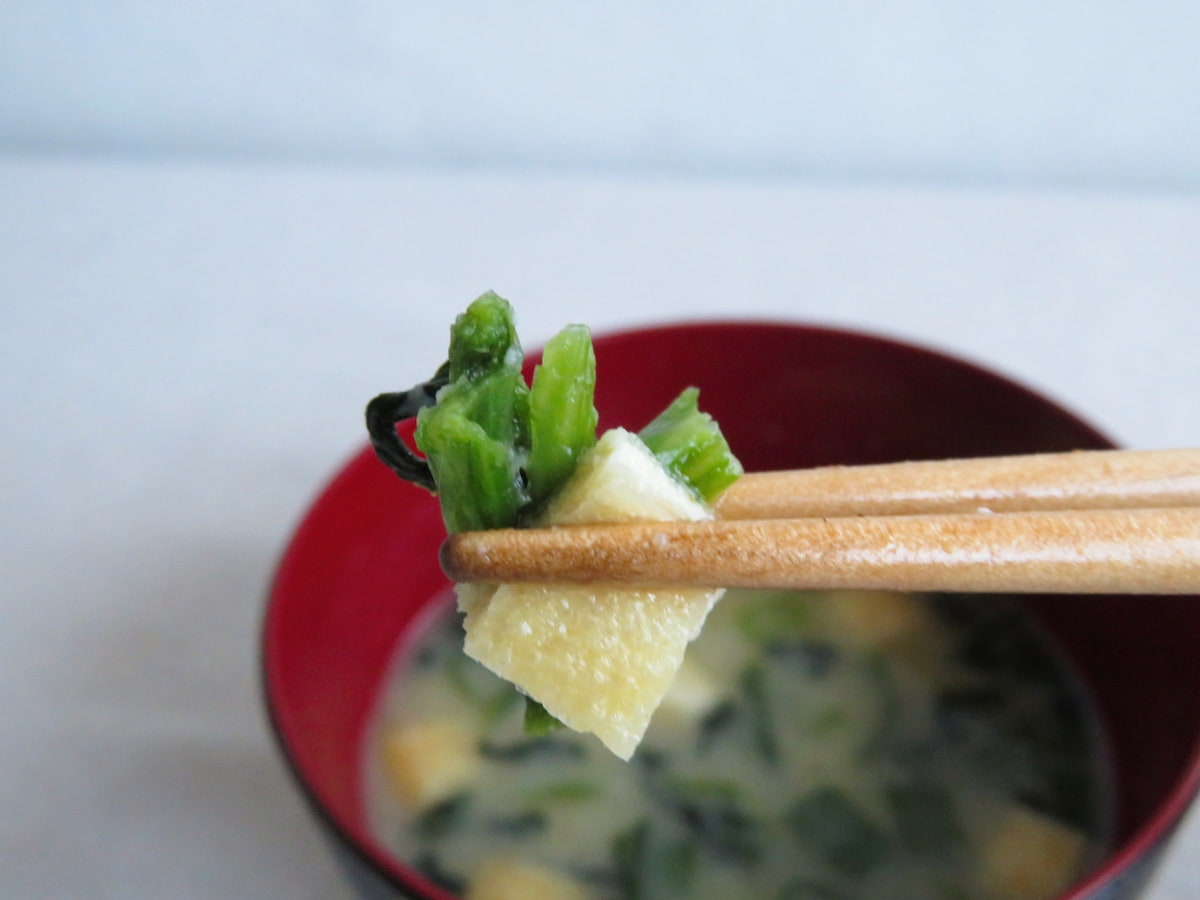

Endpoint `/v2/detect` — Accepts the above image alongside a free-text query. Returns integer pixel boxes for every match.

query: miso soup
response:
[365,590,1110,900]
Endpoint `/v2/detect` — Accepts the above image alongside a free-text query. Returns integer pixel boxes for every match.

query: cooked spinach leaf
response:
[785,785,889,877]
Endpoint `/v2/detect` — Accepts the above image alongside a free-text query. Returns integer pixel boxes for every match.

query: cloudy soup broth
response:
[364,589,1111,900]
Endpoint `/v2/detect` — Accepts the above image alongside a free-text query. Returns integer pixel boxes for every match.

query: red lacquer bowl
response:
[263,321,1200,900]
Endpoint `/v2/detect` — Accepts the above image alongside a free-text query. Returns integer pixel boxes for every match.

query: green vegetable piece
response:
[638,387,743,502]
[377,295,743,531]
[522,698,567,736]
[413,851,467,895]
[522,325,599,728]
[777,878,858,900]
[415,375,530,534]
[804,706,848,736]
[885,781,964,856]
[524,780,601,803]
[665,774,742,800]
[1040,756,1104,831]
[414,792,472,841]
[857,655,900,760]
[417,293,601,534]
[697,699,739,755]
[446,291,523,383]
[935,883,975,900]
[479,735,584,763]
[445,648,501,698]
[483,687,523,727]
[740,662,780,766]
[767,640,840,679]
[485,809,548,837]
[370,295,746,737]
[612,818,697,900]
[411,294,532,533]
[444,654,521,729]
[655,776,762,865]
[785,785,889,877]
[477,686,520,729]
[737,591,818,643]
[526,323,598,507]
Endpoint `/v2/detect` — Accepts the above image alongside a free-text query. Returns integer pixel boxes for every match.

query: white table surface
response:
[2,156,1197,899]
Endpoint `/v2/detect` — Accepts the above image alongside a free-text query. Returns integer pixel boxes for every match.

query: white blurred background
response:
[3,0,1199,189]
[5,6,1200,900]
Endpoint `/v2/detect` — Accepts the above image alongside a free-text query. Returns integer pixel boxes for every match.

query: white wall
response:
[2,1,1199,189]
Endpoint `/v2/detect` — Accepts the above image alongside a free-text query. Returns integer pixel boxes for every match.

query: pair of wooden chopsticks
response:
[439,448,1200,595]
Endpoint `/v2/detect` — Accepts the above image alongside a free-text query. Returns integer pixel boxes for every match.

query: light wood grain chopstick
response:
[712,448,1200,519]
[440,508,1200,594]
[439,448,1200,595]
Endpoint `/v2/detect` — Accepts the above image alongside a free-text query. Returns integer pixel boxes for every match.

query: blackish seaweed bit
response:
[364,361,450,491]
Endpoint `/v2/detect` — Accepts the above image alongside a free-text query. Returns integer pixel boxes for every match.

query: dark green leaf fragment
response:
[804,706,848,736]
[777,878,858,900]
[653,776,762,865]
[935,884,975,900]
[443,648,523,728]
[766,639,840,678]
[522,698,567,735]
[364,361,450,492]
[478,734,585,763]
[524,780,601,803]
[612,820,647,899]
[740,662,780,766]
[570,863,624,892]
[482,686,523,727]
[414,792,472,841]
[413,851,467,895]
[858,655,900,760]
[612,818,698,900]
[785,785,889,877]
[885,781,964,856]
[953,603,1057,682]
[633,746,670,772]
[1031,756,1104,832]
[736,591,818,644]
[445,650,502,701]
[697,699,739,755]
[486,809,548,837]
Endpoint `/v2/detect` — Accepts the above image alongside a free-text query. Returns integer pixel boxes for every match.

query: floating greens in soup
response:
[365,295,1110,899]
[365,588,1110,900]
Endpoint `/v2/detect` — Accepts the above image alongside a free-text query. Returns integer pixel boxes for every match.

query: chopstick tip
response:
[438,533,472,583]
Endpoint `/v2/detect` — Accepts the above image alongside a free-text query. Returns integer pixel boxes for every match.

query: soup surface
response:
[365,589,1110,900]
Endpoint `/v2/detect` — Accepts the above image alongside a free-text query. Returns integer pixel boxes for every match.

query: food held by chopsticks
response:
[369,295,1200,760]
[442,450,1200,595]
[367,292,743,759]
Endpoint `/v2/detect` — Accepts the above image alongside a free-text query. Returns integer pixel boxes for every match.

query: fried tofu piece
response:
[466,858,588,900]
[381,719,478,811]
[979,804,1088,900]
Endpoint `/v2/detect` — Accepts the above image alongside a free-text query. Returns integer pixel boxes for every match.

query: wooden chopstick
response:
[439,448,1200,595]
[713,448,1200,519]
[440,508,1200,594]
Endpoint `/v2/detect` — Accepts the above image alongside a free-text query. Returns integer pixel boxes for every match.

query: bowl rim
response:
[261,316,1200,900]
